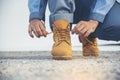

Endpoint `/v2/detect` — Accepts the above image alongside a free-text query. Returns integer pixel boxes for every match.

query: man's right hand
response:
[28,19,49,38]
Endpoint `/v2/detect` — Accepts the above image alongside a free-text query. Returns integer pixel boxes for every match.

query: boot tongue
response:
[53,20,69,29]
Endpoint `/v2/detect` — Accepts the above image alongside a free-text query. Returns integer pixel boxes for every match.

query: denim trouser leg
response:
[74,0,95,24]
[48,0,75,28]
[74,0,120,41]
[92,2,120,41]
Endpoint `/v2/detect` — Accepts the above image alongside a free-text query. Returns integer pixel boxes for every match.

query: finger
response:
[41,21,49,37]
[76,24,85,34]
[79,34,86,43]
[35,25,42,38]
[32,26,39,37]
[75,21,86,29]
[80,26,88,35]
[42,29,48,37]
[84,30,91,37]
[45,30,49,36]
[72,22,81,34]
[28,25,34,38]
[91,28,95,33]
[40,25,48,37]
[38,22,47,37]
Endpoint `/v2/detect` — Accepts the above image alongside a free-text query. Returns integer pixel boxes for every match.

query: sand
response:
[0,51,120,80]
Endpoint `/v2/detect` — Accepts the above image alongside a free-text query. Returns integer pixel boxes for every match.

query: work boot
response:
[79,36,99,56]
[51,20,72,60]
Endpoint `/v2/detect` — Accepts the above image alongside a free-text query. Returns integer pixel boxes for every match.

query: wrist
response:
[30,19,40,22]
[89,20,99,27]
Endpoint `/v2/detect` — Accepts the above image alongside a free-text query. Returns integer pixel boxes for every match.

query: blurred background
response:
[0,0,53,51]
[0,0,119,51]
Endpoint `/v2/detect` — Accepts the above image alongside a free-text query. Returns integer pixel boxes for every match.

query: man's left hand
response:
[72,20,99,37]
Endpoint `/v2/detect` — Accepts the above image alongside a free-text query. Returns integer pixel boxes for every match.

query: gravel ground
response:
[0,51,120,80]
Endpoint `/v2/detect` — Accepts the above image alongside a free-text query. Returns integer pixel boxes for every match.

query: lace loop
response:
[53,25,71,45]
[56,29,69,41]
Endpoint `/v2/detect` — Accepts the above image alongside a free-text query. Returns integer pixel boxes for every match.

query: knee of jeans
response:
[99,25,120,41]
[103,25,120,34]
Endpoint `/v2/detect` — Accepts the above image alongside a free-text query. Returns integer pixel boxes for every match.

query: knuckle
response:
[39,33,43,36]
[36,35,40,38]
[41,27,45,31]
[36,30,40,33]
[28,30,32,34]
[80,21,84,23]
[81,31,84,34]
[89,29,93,33]
[28,30,31,33]
[78,28,81,32]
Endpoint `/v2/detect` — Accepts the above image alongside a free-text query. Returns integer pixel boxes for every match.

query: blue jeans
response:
[48,0,75,27]
[29,0,120,41]
[48,0,120,41]
[74,1,120,41]
[92,2,120,41]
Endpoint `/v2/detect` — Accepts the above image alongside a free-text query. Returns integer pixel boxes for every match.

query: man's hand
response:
[28,19,49,38]
[72,20,99,37]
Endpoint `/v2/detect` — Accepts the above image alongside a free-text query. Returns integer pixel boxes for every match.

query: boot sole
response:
[52,56,72,60]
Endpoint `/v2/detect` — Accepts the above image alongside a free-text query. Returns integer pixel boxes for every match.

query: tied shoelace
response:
[56,29,70,42]
[46,29,70,42]
[48,31,95,46]
[79,35,97,46]
[53,26,71,45]
[86,38,94,45]
[83,38,97,47]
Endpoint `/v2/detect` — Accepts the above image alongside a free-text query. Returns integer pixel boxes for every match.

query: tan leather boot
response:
[51,20,72,60]
[79,36,99,56]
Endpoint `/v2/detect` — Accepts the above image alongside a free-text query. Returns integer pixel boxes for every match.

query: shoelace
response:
[47,30,70,41]
[86,38,94,45]
[50,29,96,46]
[57,29,70,42]
[84,38,97,47]
[52,25,71,46]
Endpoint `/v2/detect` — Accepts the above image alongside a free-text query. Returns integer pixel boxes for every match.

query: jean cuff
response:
[49,13,74,27]
[89,13,106,23]
[29,12,45,22]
